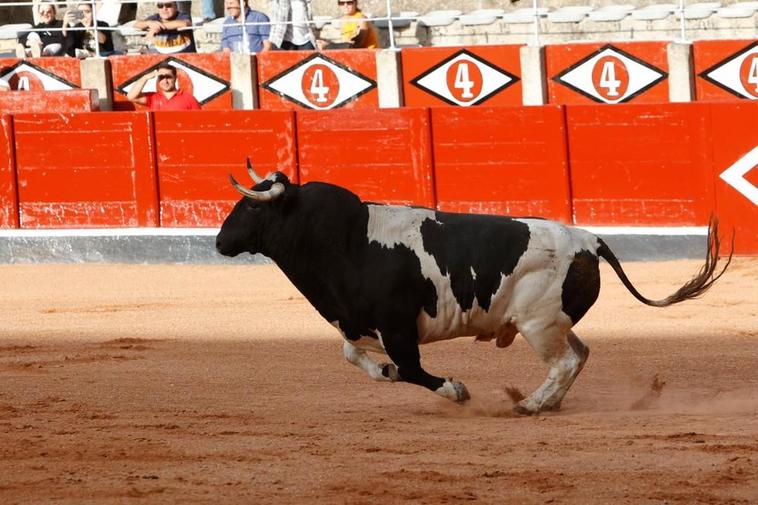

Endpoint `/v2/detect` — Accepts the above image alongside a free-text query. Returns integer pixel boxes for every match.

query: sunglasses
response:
[157,73,175,80]
[156,3,175,8]
[337,1,355,4]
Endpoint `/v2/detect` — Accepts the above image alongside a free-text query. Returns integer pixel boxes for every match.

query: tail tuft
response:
[598,215,733,307]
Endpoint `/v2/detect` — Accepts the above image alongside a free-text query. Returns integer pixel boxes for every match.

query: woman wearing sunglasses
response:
[336,0,377,48]
[62,2,115,57]
[319,0,377,50]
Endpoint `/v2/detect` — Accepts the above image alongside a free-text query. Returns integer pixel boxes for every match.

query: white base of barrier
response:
[0,226,712,263]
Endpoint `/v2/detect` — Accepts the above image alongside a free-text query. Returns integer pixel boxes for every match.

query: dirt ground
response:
[0,258,756,504]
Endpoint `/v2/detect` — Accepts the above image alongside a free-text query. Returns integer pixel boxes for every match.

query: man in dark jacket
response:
[16,1,69,58]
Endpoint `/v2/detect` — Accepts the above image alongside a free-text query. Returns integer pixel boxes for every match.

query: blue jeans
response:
[201,0,216,19]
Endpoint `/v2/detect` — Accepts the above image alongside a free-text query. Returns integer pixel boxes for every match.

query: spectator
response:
[133,1,196,54]
[221,0,271,53]
[62,2,115,58]
[269,0,316,50]
[336,0,377,48]
[126,62,201,110]
[16,2,69,58]
[202,0,217,22]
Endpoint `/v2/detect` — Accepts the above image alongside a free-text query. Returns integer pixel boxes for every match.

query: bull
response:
[216,160,731,415]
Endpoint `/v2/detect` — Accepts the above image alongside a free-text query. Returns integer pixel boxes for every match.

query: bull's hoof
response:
[451,380,471,404]
[380,363,399,382]
[512,403,538,417]
[436,379,471,403]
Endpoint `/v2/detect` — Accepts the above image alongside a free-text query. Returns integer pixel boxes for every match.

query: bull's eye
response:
[245,203,261,213]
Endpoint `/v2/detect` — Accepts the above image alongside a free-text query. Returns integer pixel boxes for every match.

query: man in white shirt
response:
[268,0,316,50]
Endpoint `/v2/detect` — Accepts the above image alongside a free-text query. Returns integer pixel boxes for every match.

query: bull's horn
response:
[229,174,285,202]
[246,158,265,183]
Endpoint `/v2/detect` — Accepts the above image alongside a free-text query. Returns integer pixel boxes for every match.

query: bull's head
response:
[216,159,289,257]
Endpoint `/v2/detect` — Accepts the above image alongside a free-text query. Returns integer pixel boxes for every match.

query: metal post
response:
[240,1,250,54]
[531,0,541,47]
[678,0,687,42]
[91,0,100,57]
[385,0,395,50]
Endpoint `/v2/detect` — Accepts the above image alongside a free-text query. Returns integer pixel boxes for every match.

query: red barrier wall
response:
[0,115,17,228]
[296,108,434,207]
[566,102,715,226]
[109,53,232,111]
[547,42,669,105]
[0,57,81,90]
[153,110,297,227]
[0,90,97,113]
[0,103,754,253]
[402,45,523,107]
[709,101,758,254]
[431,106,571,221]
[694,39,758,101]
[258,49,379,111]
[13,112,158,228]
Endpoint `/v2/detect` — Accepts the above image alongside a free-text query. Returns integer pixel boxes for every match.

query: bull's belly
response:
[416,309,516,346]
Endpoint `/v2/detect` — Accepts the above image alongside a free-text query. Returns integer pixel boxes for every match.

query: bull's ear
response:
[275,183,298,214]
[271,171,291,186]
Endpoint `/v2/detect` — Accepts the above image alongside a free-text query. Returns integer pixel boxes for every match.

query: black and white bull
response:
[216,161,731,415]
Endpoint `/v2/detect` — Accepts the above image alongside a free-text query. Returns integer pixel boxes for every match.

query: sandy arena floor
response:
[0,258,756,504]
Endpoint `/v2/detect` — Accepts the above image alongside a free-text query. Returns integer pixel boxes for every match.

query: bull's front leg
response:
[380,330,470,403]
[342,340,398,382]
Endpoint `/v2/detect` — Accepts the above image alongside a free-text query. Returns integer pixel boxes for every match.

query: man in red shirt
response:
[126,62,201,111]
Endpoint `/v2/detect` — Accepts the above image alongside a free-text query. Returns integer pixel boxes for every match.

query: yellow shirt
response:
[340,10,378,49]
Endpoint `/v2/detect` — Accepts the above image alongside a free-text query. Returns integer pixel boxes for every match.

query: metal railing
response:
[0,0,751,58]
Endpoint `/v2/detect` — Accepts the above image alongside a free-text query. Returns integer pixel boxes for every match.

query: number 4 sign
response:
[451,61,479,100]
[699,40,758,100]
[552,44,667,104]
[410,49,519,107]
[262,53,376,110]
[594,56,629,99]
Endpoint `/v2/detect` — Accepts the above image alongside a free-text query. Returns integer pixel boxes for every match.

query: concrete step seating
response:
[1,1,757,55]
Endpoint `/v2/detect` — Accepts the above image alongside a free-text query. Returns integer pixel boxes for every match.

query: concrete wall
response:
[190,9,757,53]
[385,12,758,49]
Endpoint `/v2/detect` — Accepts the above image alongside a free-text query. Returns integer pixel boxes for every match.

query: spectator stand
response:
[0,1,756,58]
[0,0,753,113]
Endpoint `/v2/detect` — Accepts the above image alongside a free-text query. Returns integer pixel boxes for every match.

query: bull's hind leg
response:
[342,340,398,382]
[515,324,590,415]
[381,331,470,403]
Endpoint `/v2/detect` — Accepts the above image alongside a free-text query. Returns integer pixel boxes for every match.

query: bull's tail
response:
[596,216,733,308]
